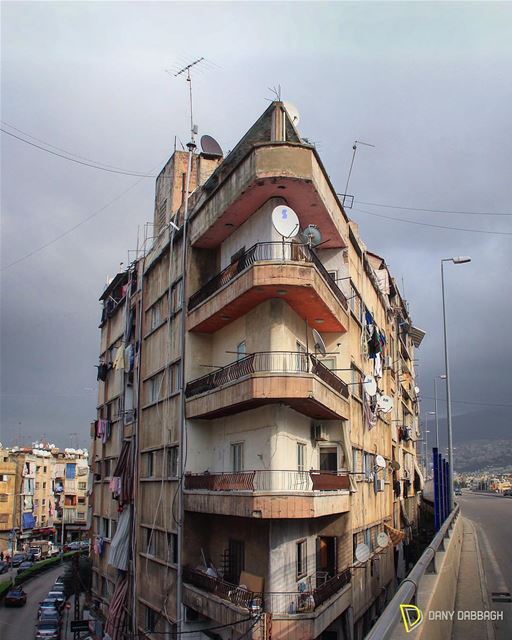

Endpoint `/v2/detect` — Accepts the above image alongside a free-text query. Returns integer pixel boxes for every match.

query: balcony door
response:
[227,539,245,585]
[316,536,337,583]
[319,446,338,472]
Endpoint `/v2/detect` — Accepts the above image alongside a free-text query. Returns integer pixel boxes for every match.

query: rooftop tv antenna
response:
[344,140,375,196]
[172,56,205,140]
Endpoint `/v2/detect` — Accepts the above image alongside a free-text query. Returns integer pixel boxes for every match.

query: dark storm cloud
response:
[1,2,511,446]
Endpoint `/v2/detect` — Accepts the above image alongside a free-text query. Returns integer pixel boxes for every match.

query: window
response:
[146,452,155,478]
[157,199,167,230]
[231,443,244,473]
[297,442,306,472]
[167,532,178,564]
[43,466,47,473]
[36,482,40,489]
[167,446,178,478]
[170,279,183,312]
[147,372,164,404]
[295,341,308,372]
[351,365,362,399]
[43,482,46,489]
[0,514,8,524]
[145,606,157,633]
[363,452,375,481]
[321,357,336,370]
[78,497,86,505]
[102,517,111,538]
[0,474,8,482]
[170,361,181,394]
[236,341,246,360]
[77,512,85,520]
[42,499,46,506]
[0,494,7,502]
[78,482,87,490]
[352,448,360,476]
[296,540,307,579]
[145,528,156,556]
[150,301,162,330]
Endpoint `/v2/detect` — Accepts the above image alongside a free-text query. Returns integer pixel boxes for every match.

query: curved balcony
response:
[185,351,350,420]
[184,469,351,518]
[187,242,348,333]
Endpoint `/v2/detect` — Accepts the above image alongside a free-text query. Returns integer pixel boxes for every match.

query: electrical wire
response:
[125,614,257,637]
[421,395,512,408]
[1,128,155,177]
[352,207,512,236]
[355,199,512,217]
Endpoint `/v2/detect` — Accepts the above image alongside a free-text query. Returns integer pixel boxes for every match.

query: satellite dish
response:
[200,135,223,157]
[312,329,326,356]
[272,205,300,238]
[283,101,300,126]
[363,375,377,396]
[355,543,371,563]
[375,455,386,469]
[377,395,393,413]
[414,386,420,395]
[390,460,401,471]
[377,532,389,548]
[301,224,323,247]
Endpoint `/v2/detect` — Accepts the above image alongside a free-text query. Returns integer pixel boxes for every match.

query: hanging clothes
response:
[96,363,108,381]
[113,347,125,371]
[374,353,382,378]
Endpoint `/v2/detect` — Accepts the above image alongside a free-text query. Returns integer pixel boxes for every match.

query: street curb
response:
[464,517,495,640]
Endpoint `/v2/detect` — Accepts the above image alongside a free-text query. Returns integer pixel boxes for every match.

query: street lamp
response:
[434,374,446,448]
[441,255,471,511]
[425,412,435,478]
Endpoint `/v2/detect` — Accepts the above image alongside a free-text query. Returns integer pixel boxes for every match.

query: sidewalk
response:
[452,518,494,640]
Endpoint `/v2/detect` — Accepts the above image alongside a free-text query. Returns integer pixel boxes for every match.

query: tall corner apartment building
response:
[90,102,425,640]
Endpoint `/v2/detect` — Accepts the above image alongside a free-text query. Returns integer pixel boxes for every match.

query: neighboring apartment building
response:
[90,101,424,640]
[0,445,90,552]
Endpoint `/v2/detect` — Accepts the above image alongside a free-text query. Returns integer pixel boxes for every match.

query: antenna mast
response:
[344,139,375,196]
[174,57,204,140]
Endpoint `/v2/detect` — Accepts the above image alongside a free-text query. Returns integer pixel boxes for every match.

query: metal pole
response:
[433,448,440,531]
[441,260,454,512]
[434,377,439,448]
[176,135,196,636]
[425,422,429,480]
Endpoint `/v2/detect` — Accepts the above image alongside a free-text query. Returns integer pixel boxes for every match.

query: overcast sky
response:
[1,1,511,449]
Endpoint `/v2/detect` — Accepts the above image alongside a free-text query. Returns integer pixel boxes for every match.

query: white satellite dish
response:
[375,455,387,469]
[377,395,393,413]
[301,224,323,247]
[377,532,389,548]
[312,329,326,356]
[272,205,300,238]
[283,101,300,126]
[355,543,371,563]
[363,375,377,396]
[414,386,420,395]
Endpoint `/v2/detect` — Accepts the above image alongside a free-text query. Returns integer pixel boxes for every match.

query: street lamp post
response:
[424,411,435,479]
[434,375,446,448]
[441,256,471,511]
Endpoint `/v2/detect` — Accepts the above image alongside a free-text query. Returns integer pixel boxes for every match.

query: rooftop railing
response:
[185,351,349,399]
[188,242,348,311]
[184,469,351,493]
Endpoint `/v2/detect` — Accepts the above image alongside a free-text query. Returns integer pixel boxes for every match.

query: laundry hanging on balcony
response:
[108,506,131,571]
[113,346,125,370]
[383,523,405,546]
[104,574,128,640]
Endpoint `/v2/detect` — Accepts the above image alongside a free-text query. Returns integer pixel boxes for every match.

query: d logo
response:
[400,604,423,633]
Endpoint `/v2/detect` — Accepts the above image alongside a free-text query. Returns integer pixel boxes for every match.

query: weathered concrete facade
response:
[89,102,423,640]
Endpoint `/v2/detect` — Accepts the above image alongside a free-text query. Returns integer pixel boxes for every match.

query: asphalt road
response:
[458,491,512,640]
[0,564,68,640]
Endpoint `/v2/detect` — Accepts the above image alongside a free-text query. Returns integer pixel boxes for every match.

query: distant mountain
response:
[426,407,511,472]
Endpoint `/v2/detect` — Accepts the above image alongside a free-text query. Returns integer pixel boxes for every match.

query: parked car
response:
[11,553,27,567]
[5,586,27,607]
[51,583,65,593]
[18,560,34,574]
[34,621,61,640]
[38,610,62,626]
[503,489,512,497]
[0,560,9,574]
[38,600,62,617]
[64,541,81,552]
[54,575,65,585]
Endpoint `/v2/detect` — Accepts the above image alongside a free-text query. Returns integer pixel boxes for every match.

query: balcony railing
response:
[188,242,348,311]
[184,566,351,614]
[185,469,350,492]
[185,351,349,399]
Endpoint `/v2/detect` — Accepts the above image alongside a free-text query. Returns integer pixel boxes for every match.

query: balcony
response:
[184,470,351,518]
[185,351,350,420]
[183,566,351,639]
[189,143,347,251]
[188,242,348,333]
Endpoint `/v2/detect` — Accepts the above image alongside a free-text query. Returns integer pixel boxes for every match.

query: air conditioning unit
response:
[376,479,385,492]
[383,356,393,369]
[311,423,328,441]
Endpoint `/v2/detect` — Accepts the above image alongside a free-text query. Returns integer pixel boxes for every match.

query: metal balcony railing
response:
[185,351,349,399]
[188,242,348,311]
[183,566,351,614]
[184,469,350,492]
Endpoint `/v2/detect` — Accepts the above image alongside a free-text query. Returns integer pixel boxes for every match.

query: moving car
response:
[18,560,34,574]
[454,488,462,496]
[5,586,27,607]
[34,621,61,640]
[11,553,27,567]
